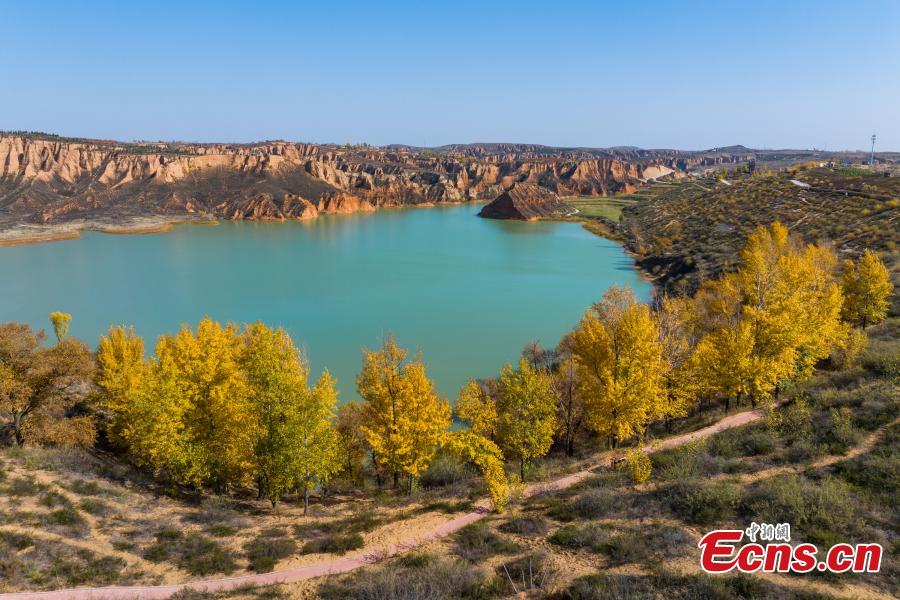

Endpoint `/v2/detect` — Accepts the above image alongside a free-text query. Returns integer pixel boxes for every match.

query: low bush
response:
[301,533,364,555]
[79,498,113,517]
[572,488,615,519]
[742,474,863,545]
[452,522,519,562]
[5,476,47,496]
[549,523,611,552]
[499,514,549,537]
[497,551,556,594]
[666,481,741,525]
[553,570,832,599]
[599,524,691,566]
[318,555,492,600]
[143,529,237,575]
[244,535,297,572]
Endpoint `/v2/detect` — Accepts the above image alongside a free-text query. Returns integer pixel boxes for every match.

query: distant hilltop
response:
[1,132,897,242]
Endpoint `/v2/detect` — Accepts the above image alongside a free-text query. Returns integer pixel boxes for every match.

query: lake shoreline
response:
[0,200,490,247]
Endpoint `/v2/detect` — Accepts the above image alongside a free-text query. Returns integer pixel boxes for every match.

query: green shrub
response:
[742,475,862,544]
[496,551,555,594]
[301,533,364,555]
[499,515,549,537]
[176,534,237,576]
[39,490,73,508]
[318,555,491,600]
[206,524,238,537]
[143,529,236,575]
[666,481,741,525]
[549,523,611,552]
[79,498,113,517]
[46,507,88,532]
[452,522,519,561]
[833,424,899,507]
[244,535,297,572]
[0,531,34,550]
[5,476,47,496]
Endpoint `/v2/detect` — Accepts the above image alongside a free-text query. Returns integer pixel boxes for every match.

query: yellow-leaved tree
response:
[241,323,310,507]
[49,311,72,343]
[357,336,451,492]
[441,430,508,510]
[694,223,845,406]
[495,358,557,481]
[157,318,253,491]
[655,295,701,429]
[96,326,146,447]
[335,401,368,483]
[455,378,498,441]
[295,370,342,513]
[841,250,893,328]
[569,286,665,447]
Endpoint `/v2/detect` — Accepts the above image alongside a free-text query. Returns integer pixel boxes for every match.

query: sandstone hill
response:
[0,135,643,237]
[478,183,573,220]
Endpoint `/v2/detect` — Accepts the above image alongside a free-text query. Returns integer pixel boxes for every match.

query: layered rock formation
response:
[0,135,645,234]
[478,183,573,220]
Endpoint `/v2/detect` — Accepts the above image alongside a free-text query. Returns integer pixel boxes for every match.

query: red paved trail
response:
[1,406,767,600]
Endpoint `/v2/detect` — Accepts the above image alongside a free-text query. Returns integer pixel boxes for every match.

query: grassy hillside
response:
[620,168,900,291]
[313,317,899,600]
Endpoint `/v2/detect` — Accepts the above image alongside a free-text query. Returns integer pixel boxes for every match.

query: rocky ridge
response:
[0,136,645,237]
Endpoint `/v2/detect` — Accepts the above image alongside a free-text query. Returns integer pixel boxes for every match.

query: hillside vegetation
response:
[620,167,899,291]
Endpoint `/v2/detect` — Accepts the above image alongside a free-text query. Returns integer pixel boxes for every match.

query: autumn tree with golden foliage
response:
[335,401,368,483]
[158,318,254,491]
[694,223,845,407]
[455,378,498,441]
[655,295,701,429]
[96,325,145,447]
[357,336,451,492]
[441,430,508,510]
[841,250,893,328]
[0,321,95,447]
[569,286,665,447]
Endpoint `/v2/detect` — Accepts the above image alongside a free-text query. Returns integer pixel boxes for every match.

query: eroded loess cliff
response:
[0,136,645,235]
[478,183,573,220]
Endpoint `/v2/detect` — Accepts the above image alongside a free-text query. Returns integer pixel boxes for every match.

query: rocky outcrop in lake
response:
[478,183,573,220]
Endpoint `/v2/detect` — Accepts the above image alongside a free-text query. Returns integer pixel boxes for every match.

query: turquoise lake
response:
[1,205,650,400]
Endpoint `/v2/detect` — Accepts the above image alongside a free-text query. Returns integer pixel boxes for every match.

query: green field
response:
[564,197,636,221]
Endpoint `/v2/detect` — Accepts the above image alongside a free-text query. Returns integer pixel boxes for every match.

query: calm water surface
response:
[1,205,650,400]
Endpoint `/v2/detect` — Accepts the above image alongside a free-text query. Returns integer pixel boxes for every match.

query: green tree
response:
[49,312,72,343]
[495,358,557,481]
[296,370,342,513]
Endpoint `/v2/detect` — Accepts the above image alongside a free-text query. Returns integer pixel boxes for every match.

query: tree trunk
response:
[13,413,24,446]
[393,471,399,489]
[520,457,525,482]
[303,482,309,516]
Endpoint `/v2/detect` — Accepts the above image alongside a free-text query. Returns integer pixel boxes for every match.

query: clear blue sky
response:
[2,0,898,150]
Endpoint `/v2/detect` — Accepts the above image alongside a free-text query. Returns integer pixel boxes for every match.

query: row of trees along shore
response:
[0,223,893,511]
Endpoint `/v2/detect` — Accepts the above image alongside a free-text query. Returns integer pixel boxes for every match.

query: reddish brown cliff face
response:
[478,183,573,220]
[0,136,645,229]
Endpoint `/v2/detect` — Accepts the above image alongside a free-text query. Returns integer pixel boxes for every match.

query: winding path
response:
[1,406,770,600]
